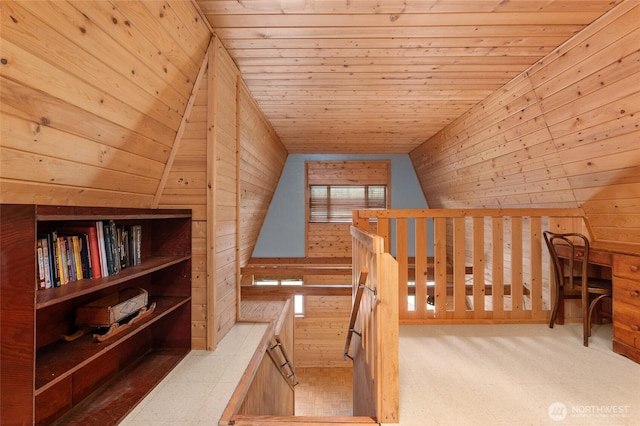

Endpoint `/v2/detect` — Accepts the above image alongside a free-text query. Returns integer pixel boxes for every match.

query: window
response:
[255,278,305,316]
[309,184,387,223]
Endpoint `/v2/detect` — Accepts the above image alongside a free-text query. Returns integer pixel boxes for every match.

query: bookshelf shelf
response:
[35,255,191,308]
[35,295,190,393]
[0,204,192,425]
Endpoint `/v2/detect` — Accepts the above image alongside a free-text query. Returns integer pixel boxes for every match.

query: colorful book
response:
[61,225,101,279]
[52,233,64,286]
[40,236,53,289]
[58,237,69,285]
[36,238,46,289]
[64,236,77,282]
[96,221,108,277]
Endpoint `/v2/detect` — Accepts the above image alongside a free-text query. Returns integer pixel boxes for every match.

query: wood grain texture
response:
[410,2,640,249]
[196,0,621,154]
[0,0,210,206]
[305,161,390,258]
[238,80,288,268]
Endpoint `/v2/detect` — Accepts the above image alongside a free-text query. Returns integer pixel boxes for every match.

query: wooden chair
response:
[543,231,613,347]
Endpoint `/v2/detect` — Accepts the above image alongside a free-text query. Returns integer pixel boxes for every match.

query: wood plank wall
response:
[157,62,209,349]
[238,82,288,267]
[0,0,209,206]
[410,2,640,248]
[306,160,390,258]
[296,161,389,366]
[210,37,240,347]
[161,36,287,349]
[296,274,353,368]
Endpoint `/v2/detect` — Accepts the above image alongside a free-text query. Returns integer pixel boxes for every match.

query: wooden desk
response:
[554,243,612,268]
[555,244,640,363]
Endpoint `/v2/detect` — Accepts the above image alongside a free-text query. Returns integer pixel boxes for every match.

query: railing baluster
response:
[511,216,524,317]
[397,218,409,318]
[352,208,585,324]
[530,216,544,317]
[492,217,505,316]
[434,217,448,317]
[453,217,466,318]
[473,217,486,317]
[415,218,428,318]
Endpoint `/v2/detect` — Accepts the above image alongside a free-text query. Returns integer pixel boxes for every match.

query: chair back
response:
[543,231,590,295]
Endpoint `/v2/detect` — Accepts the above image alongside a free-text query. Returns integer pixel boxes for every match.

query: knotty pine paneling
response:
[238,82,288,267]
[198,0,620,154]
[410,2,640,248]
[212,37,239,347]
[307,223,353,258]
[294,272,351,367]
[157,64,209,349]
[0,0,209,207]
[295,296,352,368]
[305,160,390,258]
[160,36,286,349]
[306,160,390,186]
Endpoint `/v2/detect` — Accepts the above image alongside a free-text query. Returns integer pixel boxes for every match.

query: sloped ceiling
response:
[196,0,622,154]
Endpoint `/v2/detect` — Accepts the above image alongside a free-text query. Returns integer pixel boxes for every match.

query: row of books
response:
[36,221,142,290]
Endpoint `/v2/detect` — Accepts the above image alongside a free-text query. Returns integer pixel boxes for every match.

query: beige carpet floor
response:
[387,322,639,426]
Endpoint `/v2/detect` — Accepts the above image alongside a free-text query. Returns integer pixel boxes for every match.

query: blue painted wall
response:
[252,154,430,257]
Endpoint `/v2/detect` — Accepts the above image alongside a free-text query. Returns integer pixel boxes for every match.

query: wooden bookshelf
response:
[0,204,192,425]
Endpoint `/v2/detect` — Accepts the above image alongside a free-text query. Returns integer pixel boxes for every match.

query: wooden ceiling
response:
[196,0,622,154]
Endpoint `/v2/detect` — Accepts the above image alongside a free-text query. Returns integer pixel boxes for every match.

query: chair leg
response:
[584,294,612,347]
[549,286,562,329]
[583,299,589,347]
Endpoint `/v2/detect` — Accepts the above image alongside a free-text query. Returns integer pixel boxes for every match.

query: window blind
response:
[309,184,387,223]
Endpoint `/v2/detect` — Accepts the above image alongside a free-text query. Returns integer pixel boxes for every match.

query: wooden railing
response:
[352,208,586,324]
[349,226,399,423]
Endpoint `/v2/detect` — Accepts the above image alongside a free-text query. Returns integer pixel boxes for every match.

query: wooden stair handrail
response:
[268,336,299,389]
[343,268,369,361]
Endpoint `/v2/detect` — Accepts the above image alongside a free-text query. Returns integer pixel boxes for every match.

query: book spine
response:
[81,233,92,279]
[41,237,52,289]
[108,220,121,274]
[58,237,69,285]
[103,222,113,275]
[37,239,46,290]
[72,236,83,281]
[53,234,63,286]
[43,234,55,287]
[121,227,130,268]
[77,234,90,280]
[135,225,142,265]
[87,227,102,279]
[128,226,136,266]
[96,221,108,277]
[65,236,76,282]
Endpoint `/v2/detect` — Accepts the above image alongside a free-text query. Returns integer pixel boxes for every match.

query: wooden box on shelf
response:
[0,204,192,425]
